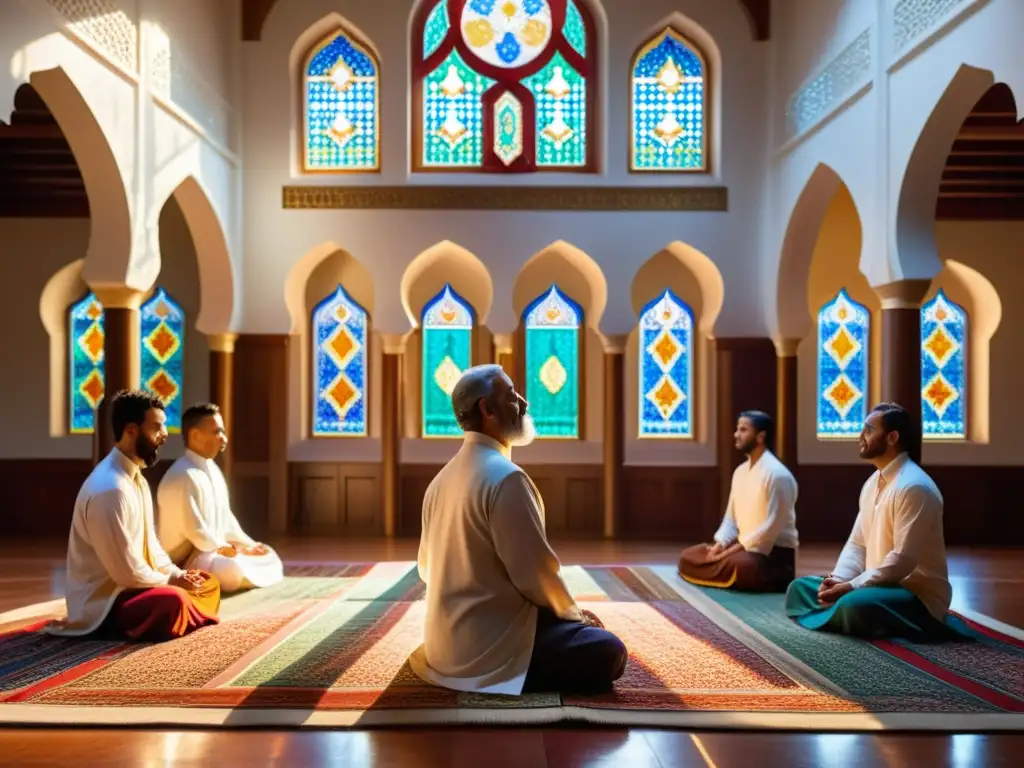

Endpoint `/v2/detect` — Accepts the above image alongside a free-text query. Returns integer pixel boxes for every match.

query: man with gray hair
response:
[409,365,627,695]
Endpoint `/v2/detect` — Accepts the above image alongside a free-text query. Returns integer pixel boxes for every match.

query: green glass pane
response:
[525,327,579,438]
[522,51,587,167]
[423,50,496,167]
[423,1,450,59]
[563,0,586,56]
[423,327,472,437]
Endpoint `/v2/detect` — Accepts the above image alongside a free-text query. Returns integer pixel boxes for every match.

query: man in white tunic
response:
[786,403,959,641]
[48,390,220,642]
[678,411,799,592]
[157,403,282,593]
[409,365,627,695]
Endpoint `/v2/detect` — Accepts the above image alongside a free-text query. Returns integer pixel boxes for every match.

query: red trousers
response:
[108,583,220,642]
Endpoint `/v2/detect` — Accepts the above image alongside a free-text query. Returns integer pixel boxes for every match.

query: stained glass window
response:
[68,292,105,434]
[631,28,707,172]
[139,287,185,433]
[523,284,582,438]
[921,290,967,439]
[312,285,369,436]
[422,284,474,437]
[817,289,870,438]
[412,0,596,171]
[303,28,380,172]
[638,290,694,438]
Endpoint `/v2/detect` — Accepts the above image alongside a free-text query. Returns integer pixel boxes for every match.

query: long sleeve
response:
[163,474,224,553]
[739,473,796,554]
[490,472,582,622]
[85,489,171,589]
[713,479,739,545]
[849,486,939,589]
[831,508,867,581]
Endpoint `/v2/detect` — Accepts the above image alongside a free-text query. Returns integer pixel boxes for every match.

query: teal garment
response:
[785,576,966,643]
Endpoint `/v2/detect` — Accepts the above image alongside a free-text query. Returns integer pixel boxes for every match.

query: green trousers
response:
[784,576,964,643]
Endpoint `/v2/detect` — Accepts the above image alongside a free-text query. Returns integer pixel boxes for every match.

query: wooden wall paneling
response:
[290,462,383,535]
[620,466,719,541]
[523,464,604,537]
[0,459,90,537]
[399,465,441,537]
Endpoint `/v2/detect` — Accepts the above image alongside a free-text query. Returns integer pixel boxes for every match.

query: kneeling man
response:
[678,411,798,592]
[786,403,957,641]
[48,390,220,642]
[158,403,283,593]
[410,365,628,696]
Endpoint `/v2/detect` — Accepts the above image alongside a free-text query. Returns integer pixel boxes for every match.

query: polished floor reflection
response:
[1,539,1021,767]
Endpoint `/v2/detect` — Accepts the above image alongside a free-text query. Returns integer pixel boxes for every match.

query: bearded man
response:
[409,365,628,695]
[47,389,220,642]
[785,403,959,641]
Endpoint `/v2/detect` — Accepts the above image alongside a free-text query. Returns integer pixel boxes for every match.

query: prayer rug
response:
[0,562,1021,730]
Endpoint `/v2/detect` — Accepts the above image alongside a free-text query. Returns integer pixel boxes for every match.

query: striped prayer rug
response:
[0,562,1021,729]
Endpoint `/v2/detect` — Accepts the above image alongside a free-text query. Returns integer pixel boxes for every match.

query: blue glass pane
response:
[638,289,694,437]
[817,289,870,438]
[631,30,705,171]
[305,31,379,170]
[139,287,186,433]
[523,285,582,438]
[422,49,495,167]
[921,290,967,439]
[421,284,474,437]
[68,292,105,434]
[312,285,368,436]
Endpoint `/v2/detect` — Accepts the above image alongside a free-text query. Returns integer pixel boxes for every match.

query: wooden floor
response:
[1,539,1022,767]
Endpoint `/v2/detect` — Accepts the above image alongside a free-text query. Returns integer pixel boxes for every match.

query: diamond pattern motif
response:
[524,284,581,438]
[639,290,694,437]
[313,285,368,436]
[69,292,106,434]
[817,289,869,438]
[539,355,568,395]
[140,288,185,433]
[921,290,967,439]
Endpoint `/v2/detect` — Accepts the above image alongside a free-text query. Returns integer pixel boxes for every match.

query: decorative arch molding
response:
[399,240,494,327]
[40,259,90,437]
[511,239,607,331]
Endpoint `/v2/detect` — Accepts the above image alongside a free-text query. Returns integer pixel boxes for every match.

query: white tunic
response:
[831,452,952,620]
[713,450,799,555]
[409,432,583,696]
[156,450,283,591]
[48,449,183,636]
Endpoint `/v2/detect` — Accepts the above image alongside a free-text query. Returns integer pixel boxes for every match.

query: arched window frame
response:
[921,289,968,441]
[67,291,105,435]
[311,284,370,437]
[637,288,695,439]
[410,0,598,173]
[518,283,585,439]
[421,283,476,438]
[629,26,709,173]
[816,288,870,439]
[139,286,186,434]
[300,25,381,173]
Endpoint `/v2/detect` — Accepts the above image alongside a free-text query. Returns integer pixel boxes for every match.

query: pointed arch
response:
[816,288,870,439]
[311,284,370,437]
[421,284,476,437]
[400,239,494,327]
[410,0,599,172]
[636,290,695,437]
[522,284,584,438]
[296,14,381,173]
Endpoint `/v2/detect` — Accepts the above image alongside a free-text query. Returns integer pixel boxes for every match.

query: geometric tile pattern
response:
[68,291,106,434]
[817,288,870,439]
[304,29,380,171]
[415,0,594,170]
[638,289,694,437]
[523,284,582,438]
[312,285,368,436]
[631,29,706,171]
[920,289,967,440]
[139,287,185,433]
[421,284,474,438]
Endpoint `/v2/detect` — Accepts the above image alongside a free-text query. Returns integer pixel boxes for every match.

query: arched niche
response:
[40,259,89,438]
[285,244,381,459]
[625,242,723,466]
[510,241,607,463]
[398,241,495,442]
[797,181,882,464]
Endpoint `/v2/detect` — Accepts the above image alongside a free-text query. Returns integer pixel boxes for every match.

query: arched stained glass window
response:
[638,289,694,438]
[68,292,105,434]
[817,289,870,438]
[422,284,475,437]
[312,285,369,436]
[630,28,707,172]
[412,0,596,171]
[523,284,582,438]
[139,287,186,433]
[921,290,967,439]
[302,27,380,172]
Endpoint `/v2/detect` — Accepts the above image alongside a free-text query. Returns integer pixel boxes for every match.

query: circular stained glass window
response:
[460,0,553,69]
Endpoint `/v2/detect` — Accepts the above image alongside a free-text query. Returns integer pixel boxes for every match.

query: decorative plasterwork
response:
[44,0,139,73]
[785,28,872,138]
[893,0,971,52]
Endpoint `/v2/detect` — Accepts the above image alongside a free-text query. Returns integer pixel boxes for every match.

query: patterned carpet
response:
[0,562,1021,729]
